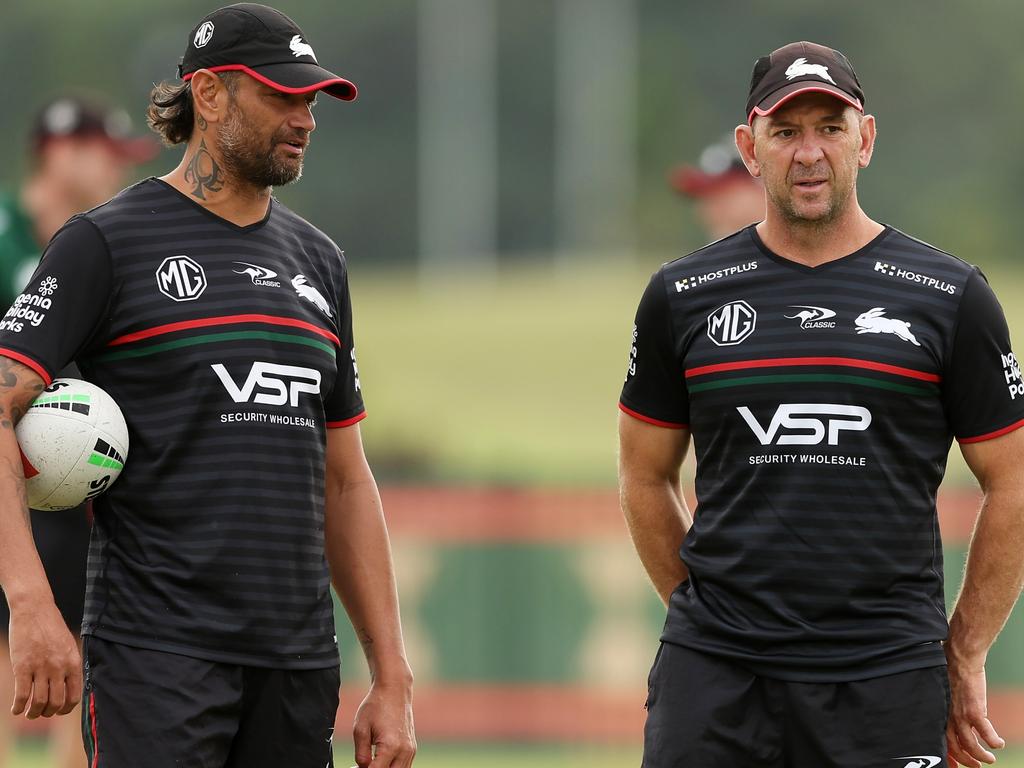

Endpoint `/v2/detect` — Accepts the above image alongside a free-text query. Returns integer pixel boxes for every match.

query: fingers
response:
[42,676,66,718]
[974,717,1005,752]
[27,674,50,719]
[58,663,83,716]
[353,722,373,768]
[11,667,31,716]
[12,667,81,719]
[366,736,416,768]
[947,717,999,768]
[391,743,417,768]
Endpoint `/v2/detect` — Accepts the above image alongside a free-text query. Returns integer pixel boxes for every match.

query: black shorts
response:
[643,641,950,768]
[0,505,90,634]
[81,637,340,768]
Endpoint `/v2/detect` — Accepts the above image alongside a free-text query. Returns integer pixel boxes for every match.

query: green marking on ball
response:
[88,453,124,470]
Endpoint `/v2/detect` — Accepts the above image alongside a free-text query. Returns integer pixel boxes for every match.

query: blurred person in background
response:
[620,41,1024,768]
[0,96,156,768]
[670,133,764,241]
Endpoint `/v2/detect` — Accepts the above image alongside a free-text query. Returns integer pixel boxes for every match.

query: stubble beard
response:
[767,164,856,230]
[216,101,305,190]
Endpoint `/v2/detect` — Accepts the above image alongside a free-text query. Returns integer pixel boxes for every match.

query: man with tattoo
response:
[0,5,415,767]
[0,95,156,768]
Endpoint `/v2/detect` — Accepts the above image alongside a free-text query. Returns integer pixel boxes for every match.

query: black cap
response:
[671,134,754,197]
[32,96,160,162]
[746,41,863,124]
[178,3,357,101]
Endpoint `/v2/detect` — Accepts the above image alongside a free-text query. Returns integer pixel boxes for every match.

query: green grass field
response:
[351,258,1024,488]
[14,741,1024,768]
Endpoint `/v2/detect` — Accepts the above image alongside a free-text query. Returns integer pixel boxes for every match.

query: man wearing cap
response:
[619,41,1024,767]
[0,5,415,768]
[0,97,158,307]
[670,134,764,242]
[0,95,156,768]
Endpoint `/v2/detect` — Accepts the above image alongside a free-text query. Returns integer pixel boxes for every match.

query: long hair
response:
[146,73,240,146]
[146,81,194,146]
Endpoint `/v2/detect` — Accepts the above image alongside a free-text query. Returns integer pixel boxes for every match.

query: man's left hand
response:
[352,679,416,768]
[946,658,1004,767]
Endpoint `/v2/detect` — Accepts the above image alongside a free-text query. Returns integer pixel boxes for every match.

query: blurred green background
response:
[4,0,1024,765]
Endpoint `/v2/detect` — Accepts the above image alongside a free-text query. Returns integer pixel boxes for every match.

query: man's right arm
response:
[0,356,81,719]
[618,412,692,606]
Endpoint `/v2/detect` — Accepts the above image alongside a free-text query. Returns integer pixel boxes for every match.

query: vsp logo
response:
[738,404,872,445]
[707,300,756,346]
[156,255,207,302]
[212,362,321,407]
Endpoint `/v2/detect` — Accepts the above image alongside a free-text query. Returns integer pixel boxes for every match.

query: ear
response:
[734,123,760,178]
[190,69,232,130]
[857,113,876,169]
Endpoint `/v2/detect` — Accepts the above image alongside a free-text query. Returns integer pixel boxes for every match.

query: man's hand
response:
[8,598,81,718]
[945,653,1004,767]
[352,678,416,768]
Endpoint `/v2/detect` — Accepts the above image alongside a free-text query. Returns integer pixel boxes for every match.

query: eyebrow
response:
[768,111,847,128]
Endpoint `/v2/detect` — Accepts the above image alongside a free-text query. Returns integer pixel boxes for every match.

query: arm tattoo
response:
[0,456,31,526]
[0,358,43,431]
[358,629,374,656]
[183,138,224,201]
[0,359,17,389]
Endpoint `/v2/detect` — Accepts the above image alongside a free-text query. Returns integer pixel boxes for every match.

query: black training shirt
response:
[0,179,364,668]
[620,225,1024,681]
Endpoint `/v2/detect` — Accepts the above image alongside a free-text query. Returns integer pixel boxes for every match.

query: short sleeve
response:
[619,270,689,428]
[0,216,112,385]
[324,264,366,428]
[944,268,1024,442]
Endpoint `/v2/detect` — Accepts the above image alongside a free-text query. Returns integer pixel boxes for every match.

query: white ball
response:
[16,378,129,511]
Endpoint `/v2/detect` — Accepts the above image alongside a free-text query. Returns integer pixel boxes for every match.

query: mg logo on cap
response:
[707,300,756,346]
[194,21,215,48]
[156,255,207,302]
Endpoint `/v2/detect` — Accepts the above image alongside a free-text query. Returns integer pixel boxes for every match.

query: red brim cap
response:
[670,166,753,197]
[34,133,161,164]
[747,81,862,125]
[109,136,161,163]
[189,62,357,101]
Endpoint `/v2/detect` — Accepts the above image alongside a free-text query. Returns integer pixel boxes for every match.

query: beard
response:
[216,100,307,189]
[765,162,855,227]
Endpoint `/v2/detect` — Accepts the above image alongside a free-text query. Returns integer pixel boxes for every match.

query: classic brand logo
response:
[785,57,836,84]
[786,305,836,329]
[212,362,321,408]
[194,21,215,48]
[707,300,756,346]
[156,255,207,302]
[738,404,872,445]
[854,308,920,346]
[233,261,282,288]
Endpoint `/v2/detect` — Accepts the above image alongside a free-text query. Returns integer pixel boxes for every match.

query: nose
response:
[792,132,824,165]
[290,99,316,134]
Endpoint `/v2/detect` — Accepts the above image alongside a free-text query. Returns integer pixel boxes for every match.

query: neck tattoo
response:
[183,138,224,201]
